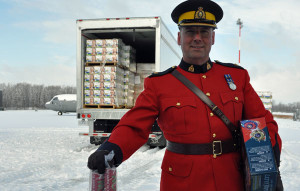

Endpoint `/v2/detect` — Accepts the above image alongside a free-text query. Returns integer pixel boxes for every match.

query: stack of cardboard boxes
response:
[133,63,155,102]
[84,66,125,106]
[86,39,124,65]
[84,38,138,108]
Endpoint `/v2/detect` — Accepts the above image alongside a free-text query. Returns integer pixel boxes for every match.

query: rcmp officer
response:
[88,0,283,190]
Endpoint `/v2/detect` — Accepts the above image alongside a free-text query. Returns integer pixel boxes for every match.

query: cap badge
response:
[195,7,206,19]
[224,74,237,90]
[188,65,194,72]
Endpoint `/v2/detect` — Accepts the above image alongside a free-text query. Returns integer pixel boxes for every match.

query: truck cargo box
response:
[76,17,181,147]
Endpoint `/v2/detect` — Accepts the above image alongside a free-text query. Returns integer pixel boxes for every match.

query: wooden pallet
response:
[125,105,134,109]
[86,62,117,66]
[83,104,98,109]
[84,104,125,109]
[85,62,128,69]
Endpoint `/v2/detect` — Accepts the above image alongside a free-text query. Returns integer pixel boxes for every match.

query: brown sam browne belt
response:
[166,140,238,158]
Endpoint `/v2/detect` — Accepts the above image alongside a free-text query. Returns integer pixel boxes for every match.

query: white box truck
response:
[76,17,181,147]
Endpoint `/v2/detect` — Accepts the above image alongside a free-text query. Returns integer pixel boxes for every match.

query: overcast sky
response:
[0,0,299,104]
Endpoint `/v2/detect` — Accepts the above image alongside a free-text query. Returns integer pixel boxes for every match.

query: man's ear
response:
[177,31,181,45]
[212,31,215,45]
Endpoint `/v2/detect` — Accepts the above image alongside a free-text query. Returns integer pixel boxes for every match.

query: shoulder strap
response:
[171,70,240,141]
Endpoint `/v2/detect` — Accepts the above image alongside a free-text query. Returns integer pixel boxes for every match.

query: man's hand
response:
[87,150,110,174]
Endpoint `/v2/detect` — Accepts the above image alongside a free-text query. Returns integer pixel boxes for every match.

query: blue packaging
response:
[240,117,278,191]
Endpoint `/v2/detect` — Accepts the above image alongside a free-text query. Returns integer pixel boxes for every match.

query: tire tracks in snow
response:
[117,146,164,191]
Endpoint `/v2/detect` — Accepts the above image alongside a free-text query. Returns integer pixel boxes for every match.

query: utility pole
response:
[236,18,243,65]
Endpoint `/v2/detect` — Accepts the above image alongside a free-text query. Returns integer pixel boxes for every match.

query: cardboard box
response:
[240,117,278,191]
[103,97,115,105]
[86,40,96,48]
[85,97,94,104]
[103,90,116,97]
[106,47,119,55]
[93,82,100,90]
[83,64,128,108]
[86,55,96,62]
[84,90,93,97]
[96,47,106,55]
[93,98,101,104]
[93,66,101,74]
[95,39,105,48]
[123,45,136,54]
[85,67,91,74]
[86,48,96,56]
[85,74,94,82]
[95,55,106,62]
[105,39,123,48]
[93,90,101,98]
[137,63,155,74]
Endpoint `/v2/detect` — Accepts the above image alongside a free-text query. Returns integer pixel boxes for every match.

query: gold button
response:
[235,97,239,101]
[169,167,172,172]
[213,133,216,138]
[210,112,214,117]
[206,92,210,97]
[176,102,181,106]
[202,75,207,79]
[213,154,217,159]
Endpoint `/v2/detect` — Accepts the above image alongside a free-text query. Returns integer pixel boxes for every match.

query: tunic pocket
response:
[161,157,193,178]
[159,97,197,135]
[160,155,194,190]
[220,91,244,122]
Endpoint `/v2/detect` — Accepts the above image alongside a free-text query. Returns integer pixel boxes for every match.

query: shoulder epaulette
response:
[214,60,245,70]
[148,66,177,78]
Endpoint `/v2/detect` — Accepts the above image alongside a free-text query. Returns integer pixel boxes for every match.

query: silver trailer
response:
[76,17,181,147]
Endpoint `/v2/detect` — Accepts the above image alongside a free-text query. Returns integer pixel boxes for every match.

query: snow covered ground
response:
[0,110,299,191]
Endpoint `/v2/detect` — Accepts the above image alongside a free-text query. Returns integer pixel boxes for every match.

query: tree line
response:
[272,101,300,113]
[0,83,76,110]
[0,82,299,112]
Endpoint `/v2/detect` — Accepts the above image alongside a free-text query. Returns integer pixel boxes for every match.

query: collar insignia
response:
[195,7,206,19]
[188,65,194,72]
[207,62,211,70]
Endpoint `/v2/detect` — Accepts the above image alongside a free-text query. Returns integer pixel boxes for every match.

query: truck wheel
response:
[159,136,166,149]
[147,134,166,148]
[90,136,106,145]
[58,111,63,115]
[159,145,166,149]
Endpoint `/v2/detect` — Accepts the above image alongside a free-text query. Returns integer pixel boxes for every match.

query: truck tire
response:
[90,136,101,145]
[90,136,108,145]
[147,133,166,148]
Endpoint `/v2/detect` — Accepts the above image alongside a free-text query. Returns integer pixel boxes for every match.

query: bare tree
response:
[1,83,76,109]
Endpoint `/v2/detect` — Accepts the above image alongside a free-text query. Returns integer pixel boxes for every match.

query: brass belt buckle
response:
[213,140,222,158]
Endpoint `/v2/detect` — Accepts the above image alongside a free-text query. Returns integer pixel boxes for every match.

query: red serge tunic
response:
[105,60,282,191]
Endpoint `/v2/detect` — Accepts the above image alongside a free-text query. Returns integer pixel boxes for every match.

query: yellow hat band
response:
[179,22,217,28]
[178,10,216,24]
